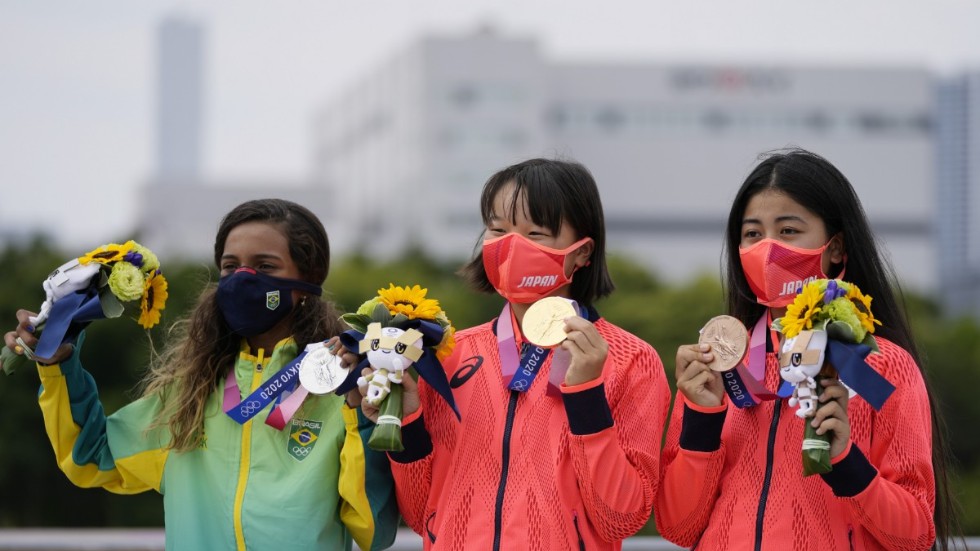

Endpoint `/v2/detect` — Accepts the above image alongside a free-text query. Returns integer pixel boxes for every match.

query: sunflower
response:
[436,326,456,362]
[846,284,881,334]
[780,282,824,339]
[79,240,136,266]
[139,271,169,329]
[378,284,442,320]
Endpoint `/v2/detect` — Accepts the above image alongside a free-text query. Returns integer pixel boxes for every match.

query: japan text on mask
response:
[739,238,843,307]
[482,233,592,303]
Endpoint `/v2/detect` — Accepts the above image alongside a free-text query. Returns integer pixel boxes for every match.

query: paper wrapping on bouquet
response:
[3,287,114,375]
[337,318,459,420]
[369,383,405,452]
[801,372,834,475]
[34,285,115,360]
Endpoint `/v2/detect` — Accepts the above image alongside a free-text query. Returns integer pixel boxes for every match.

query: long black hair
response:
[460,158,615,307]
[723,149,961,550]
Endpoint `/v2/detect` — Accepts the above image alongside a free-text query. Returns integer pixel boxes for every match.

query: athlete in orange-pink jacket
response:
[391,312,669,551]
[363,158,671,550]
[656,336,935,550]
[655,149,954,550]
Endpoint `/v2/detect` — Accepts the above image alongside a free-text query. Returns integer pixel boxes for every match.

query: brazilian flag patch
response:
[266,290,281,311]
[288,418,322,461]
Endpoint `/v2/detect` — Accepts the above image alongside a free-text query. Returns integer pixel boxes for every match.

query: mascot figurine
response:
[338,284,458,452]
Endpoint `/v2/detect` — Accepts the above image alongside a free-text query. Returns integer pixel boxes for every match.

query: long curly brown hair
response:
[141,199,344,452]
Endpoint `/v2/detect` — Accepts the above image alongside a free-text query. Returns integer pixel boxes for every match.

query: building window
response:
[595,107,624,131]
[703,110,731,131]
[450,85,478,108]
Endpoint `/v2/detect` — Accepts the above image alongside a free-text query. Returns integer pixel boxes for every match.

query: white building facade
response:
[313,29,936,291]
[936,71,980,317]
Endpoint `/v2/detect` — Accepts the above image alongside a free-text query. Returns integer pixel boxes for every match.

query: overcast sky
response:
[2,0,980,249]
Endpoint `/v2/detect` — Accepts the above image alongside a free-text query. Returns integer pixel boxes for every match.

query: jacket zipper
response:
[754,398,782,551]
[233,356,265,551]
[572,510,586,551]
[492,390,520,551]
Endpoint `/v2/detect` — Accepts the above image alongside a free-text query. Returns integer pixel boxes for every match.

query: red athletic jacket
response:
[389,309,671,551]
[656,335,936,550]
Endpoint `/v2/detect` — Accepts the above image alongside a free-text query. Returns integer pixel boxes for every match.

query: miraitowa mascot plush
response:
[779,330,828,419]
[335,286,460,452]
[357,324,424,407]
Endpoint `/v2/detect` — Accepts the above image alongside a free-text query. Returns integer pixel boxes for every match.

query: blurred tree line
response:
[1,238,978,534]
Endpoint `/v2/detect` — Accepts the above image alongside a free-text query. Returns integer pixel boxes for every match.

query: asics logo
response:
[450,356,483,389]
[517,275,558,288]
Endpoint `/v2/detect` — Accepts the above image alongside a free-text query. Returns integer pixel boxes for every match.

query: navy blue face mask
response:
[216,267,323,337]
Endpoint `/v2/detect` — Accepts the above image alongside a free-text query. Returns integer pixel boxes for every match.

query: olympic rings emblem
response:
[239,400,262,417]
[292,445,312,457]
[511,379,528,391]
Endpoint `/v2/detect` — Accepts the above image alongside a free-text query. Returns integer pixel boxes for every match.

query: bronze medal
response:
[698,315,749,372]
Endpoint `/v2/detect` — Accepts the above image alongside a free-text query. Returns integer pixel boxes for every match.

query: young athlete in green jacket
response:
[5,199,398,551]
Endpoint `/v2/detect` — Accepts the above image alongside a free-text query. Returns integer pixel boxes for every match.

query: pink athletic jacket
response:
[656,336,936,550]
[389,309,671,550]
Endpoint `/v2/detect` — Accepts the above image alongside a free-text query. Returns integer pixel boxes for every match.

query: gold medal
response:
[521,297,578,348]
[698,315,749,372]
[299,345,349,395]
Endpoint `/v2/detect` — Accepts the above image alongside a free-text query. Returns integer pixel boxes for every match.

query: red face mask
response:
[738,238,841,307]
[482,233,592,303]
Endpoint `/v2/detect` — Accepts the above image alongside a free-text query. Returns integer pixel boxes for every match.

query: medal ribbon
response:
[223,345,314,429]
[497,302,581,395]
[824,339,895,410]
[720,313,783,408]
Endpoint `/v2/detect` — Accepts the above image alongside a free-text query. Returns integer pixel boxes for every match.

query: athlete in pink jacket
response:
[656,149,960,550]
[361,158,671,550]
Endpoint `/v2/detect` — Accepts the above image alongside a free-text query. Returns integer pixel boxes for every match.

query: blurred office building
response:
[936,71,980,317]
[313,28,936,291]
[138,23,980,313]
[156,16,204,182]
[139,16,331,260]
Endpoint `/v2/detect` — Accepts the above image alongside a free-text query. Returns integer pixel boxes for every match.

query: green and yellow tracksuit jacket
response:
[35,335,398,551]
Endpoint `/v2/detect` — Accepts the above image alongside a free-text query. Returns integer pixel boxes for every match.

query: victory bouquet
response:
[1,240,168,374]
[339,284,458,452]
[773,279,893,475]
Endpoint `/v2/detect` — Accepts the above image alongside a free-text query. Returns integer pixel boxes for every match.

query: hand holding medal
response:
[298,342,351,396]
[674,315,749,409]
[698,315,749,372]
[520,297,608,387]
[522,297,578,348]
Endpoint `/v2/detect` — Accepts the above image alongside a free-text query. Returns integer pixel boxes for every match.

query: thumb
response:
[401,371,419,394]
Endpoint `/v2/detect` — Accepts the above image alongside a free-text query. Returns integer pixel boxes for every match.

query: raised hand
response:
[675,343,725,408]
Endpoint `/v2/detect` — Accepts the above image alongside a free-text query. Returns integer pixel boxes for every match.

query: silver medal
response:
[299,346,348,395]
